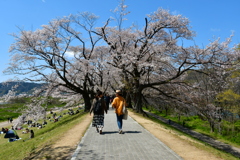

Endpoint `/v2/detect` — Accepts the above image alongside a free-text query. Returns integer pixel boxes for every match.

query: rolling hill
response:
[0,82,44,96]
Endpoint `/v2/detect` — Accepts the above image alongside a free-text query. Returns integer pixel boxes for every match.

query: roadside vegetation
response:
[129,109,239,160]
[144,106,240,148]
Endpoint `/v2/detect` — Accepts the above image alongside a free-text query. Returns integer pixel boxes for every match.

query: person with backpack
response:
[90,90,107,134]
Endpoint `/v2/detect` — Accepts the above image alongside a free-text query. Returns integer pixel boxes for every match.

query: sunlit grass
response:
[145,107,240,145]
[137,108,239,160]
[0,97,68,122]
[0,108,87,160]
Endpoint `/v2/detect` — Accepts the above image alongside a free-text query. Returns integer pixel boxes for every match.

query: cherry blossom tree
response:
[185,70,228,132]
[97,5,240,114]
[12,96,48,129]
[5,12,110,111]
[4,0,240,122]
[2,84,18,102]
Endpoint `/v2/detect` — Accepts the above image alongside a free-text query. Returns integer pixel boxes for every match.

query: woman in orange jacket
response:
[111,90,127,134]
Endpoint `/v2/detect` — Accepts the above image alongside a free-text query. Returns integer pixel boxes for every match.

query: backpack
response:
[94,99,101,114]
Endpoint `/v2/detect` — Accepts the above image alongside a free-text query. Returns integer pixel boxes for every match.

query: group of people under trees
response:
[9,108,80,142]
[2,109,67,142]
[90,90,127,134]
[1,127,9,134]
[2,109,64,142]
[1,126,34,142]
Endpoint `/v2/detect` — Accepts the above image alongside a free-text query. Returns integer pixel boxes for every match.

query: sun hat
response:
[116,90,122,94]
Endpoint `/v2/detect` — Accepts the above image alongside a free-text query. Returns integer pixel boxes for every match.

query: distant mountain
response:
[0,82,44,96]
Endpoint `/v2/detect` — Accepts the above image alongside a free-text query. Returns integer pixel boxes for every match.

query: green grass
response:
[0,108,88,160]
[0,97,67,122]
[136,109,239,160]
[0,103,25,121]
[146,107,240,147]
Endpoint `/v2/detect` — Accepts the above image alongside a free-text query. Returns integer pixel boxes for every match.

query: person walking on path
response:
[104,93,110,110]
[90,90,108,134]
[9,117,13,123]
[111,90,127,134]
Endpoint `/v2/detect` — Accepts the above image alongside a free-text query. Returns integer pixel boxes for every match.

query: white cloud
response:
[65,51,75,57]
[210,28,221,32]
[171,10,180,15]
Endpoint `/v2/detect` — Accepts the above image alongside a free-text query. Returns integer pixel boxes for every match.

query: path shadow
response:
[73,144,105,160]
[102,131,119,134]
[102,131,142,135]
[26,144,76,160]
[124,131,142,134]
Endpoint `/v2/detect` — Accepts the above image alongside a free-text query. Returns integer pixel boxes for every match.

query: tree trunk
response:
[126,93,132,109]
[178,114,181,121]
[82,93,92,112]
[165,108,169,116]
[210,121,215,133]
[217,119,222,134]
[134,90,144,114]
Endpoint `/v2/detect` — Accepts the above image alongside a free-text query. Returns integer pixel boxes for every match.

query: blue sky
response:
[0,0,239,82]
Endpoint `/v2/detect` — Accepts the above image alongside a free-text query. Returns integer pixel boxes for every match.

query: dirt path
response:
[27,114,93,160]
[128,111,225,160]
[2,110,228,160]
[0,121,11,128]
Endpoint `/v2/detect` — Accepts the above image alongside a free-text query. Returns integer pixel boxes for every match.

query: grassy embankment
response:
[141,107,240,160]
[143,107,240,147]
[0,97,66,122]
[0,107,87,160]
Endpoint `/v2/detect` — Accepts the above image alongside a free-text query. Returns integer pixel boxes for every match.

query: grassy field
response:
[0,108,87,160]
[145,107,240,148]
[0,103,25,122]
[0,97,66,122]
[131,109,239,160]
